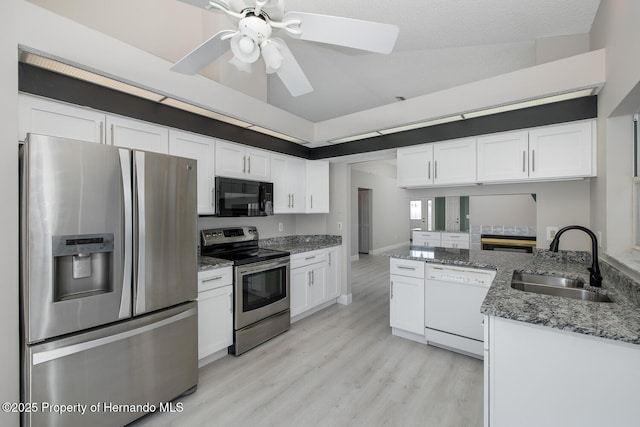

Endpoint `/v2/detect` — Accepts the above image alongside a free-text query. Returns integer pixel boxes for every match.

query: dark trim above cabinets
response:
[19,62,597,161]
[18,63,310,159]
[310,96,597,159]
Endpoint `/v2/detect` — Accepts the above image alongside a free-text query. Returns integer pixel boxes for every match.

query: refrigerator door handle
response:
[119,148,132,319]
[134,151,146,314]
[32,307,197,366]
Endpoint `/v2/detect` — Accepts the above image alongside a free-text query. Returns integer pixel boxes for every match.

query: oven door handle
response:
[235,258,290,275]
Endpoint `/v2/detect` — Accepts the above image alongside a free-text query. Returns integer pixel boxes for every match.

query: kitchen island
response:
[386,246,640,427]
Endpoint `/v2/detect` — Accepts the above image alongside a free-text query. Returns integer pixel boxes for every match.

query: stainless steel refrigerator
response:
[20,134,199,427]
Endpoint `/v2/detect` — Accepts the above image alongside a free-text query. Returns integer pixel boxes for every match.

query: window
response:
[410,200,422,220]
[634,114,640,248]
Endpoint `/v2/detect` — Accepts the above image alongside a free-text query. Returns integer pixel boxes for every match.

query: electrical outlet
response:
[278,223,283,232]
[337,221,343,231]
[546,226,559,241]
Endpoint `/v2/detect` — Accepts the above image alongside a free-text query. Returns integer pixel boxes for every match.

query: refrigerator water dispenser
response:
[52,233,114,301]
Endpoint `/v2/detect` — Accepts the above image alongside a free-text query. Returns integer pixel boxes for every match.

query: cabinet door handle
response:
[311,270,315,285]
[308,271,312,286]
[397,266,416,271]
[434,161,438,179]
[428,161,431,180]
[522,150,526,172]
[305,256,316,261]
[390,281,394,299]
[230,293,233,314]
[110,124,115,145]
[100,121,104,144]
[531,150,535,172]
[292,193,294,208]
[310,194,313,209]
[248,156,251,174]
[242,155,246,173]
[202,276,223,283]
[328,253,331,267]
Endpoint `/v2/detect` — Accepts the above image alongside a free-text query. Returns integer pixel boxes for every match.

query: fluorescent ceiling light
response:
[378,115,464,135]
[160,97,253,128]
[461,89,595,119]
[329,132,383,144]
[246,125,307,144]
[21,51,166,102]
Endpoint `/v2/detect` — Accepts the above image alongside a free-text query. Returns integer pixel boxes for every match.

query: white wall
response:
[350,162,409,257]
[590,0,640,255]
[0,0,20,425]
[470,194,536,227]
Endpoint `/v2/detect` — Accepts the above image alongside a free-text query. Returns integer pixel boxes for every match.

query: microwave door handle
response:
[118,148,132,319]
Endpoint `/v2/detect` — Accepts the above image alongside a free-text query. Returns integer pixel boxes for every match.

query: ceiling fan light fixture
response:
[261,39,283,73]
[230,33,260,63]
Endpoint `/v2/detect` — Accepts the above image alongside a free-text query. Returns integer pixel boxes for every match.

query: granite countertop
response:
[198,256,233,272]
[385,245,640,345]
[259,235,342,254]
[198,235,342,271]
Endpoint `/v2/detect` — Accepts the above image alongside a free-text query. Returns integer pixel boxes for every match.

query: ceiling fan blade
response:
[283,12,399,54]
[171,30,236,75]
[271,38,313,97]
[177,0,230,12]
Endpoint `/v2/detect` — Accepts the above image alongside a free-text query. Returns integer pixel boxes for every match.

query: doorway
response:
[358,188,372,254]
[410,198,434,239]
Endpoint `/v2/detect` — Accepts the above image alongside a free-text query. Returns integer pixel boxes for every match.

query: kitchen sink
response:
[511,272,612,303]
[511,272,584,288]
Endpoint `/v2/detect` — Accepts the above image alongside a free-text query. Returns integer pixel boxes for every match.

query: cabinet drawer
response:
[390,258,425,279]
[413,231,441,239]
[198,267,233,292]
[291,249,328,269]
[441,232,469,241]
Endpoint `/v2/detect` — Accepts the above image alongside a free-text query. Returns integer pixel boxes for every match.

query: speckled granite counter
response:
[259,235,342,254]
[198,256,233,272]
[385,245,640,345]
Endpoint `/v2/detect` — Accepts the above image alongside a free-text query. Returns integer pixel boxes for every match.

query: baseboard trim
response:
[337,293,352,306]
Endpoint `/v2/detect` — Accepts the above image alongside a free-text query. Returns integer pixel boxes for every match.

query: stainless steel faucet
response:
[549,225,602,287]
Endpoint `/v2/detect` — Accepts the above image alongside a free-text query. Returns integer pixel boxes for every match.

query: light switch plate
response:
[546,226,559,241]
[278,223,283,232]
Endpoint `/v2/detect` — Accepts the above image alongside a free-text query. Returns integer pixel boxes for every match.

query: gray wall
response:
[1,1,20,425]
[350,162,410,257]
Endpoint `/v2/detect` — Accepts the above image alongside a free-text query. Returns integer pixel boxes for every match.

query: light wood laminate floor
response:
[132,254,483,427]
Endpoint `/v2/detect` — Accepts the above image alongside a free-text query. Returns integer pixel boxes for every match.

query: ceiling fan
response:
[171,0,400,96]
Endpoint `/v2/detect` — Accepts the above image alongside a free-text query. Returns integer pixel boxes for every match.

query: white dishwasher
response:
[424,265,496,359]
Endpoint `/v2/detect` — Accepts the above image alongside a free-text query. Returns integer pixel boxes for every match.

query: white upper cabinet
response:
[215,140,270,181]
[477,131,530,182]
[106,115,169,153]
[271,154,306,213]
[528,121,595,179]
[397,145,433,187]
[169,130,216,215]
[305,160,330,213]
[433,138,477,185]
[477,121,595,183]
[397,138,476,188]
[19,94,105,143]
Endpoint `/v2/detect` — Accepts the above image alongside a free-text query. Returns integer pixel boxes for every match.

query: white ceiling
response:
[264,0,601,122]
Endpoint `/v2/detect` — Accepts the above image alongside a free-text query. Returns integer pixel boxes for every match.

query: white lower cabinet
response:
[412,231,441,247]
[484,316,640,427]
[197,267,233,365]
[440,232,470,249]
[389,258,425,336]
[290,247,341,320]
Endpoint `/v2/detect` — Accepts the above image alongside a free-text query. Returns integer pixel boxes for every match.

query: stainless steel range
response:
[201,226,290,355]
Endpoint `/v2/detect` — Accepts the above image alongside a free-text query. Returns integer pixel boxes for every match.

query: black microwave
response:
[215,177,274,217]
